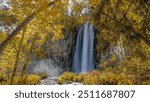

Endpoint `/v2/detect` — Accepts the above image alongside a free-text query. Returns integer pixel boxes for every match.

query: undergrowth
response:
[58,69,150,85]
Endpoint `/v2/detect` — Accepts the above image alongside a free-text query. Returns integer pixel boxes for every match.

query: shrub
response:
[58,70,134,85]
[83,70,102,85]
[100,73,134,85]
[10,74,42,85]
[73,74,85,82]
[23,74,41,85]
[58,72,76,84]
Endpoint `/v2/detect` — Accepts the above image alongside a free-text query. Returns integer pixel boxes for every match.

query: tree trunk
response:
[21,33,39,78]
[10,26,27,85]
[0,1,54,54]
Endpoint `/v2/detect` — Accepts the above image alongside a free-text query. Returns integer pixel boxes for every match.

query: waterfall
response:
[72,22,95,73]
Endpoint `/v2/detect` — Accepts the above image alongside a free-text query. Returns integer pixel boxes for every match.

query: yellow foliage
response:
[58,70,134,85]
[0,44,16,76]
[0,74,42,85]
[58,72,76,84]
[0,33,7,43]
[89,0,102,9]
[99,72,133,85]
[0,0,149,85]
[51,25,64,42]
[13,74,41,85]
[73,74,85,82]
[23,74,41,85]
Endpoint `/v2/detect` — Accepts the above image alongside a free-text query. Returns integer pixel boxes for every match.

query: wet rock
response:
[40,76,83,85]
[40,77,59,85]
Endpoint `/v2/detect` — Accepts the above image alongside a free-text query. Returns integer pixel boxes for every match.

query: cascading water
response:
[72,22,95,73]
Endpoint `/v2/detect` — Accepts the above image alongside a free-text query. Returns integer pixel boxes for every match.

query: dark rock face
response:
[27,28,77,75]
[98,40,126,68]
[42,30,77,71]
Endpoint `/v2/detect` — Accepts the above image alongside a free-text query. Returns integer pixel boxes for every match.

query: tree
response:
[0,0,69,84]
[0,0,55,54]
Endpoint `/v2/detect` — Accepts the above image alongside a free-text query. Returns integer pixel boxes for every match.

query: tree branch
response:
[0,1,55,54]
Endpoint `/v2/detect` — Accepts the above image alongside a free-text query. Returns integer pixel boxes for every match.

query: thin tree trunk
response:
[10,26,27,85]
[21,33,39,78]
[0,1,54,54]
